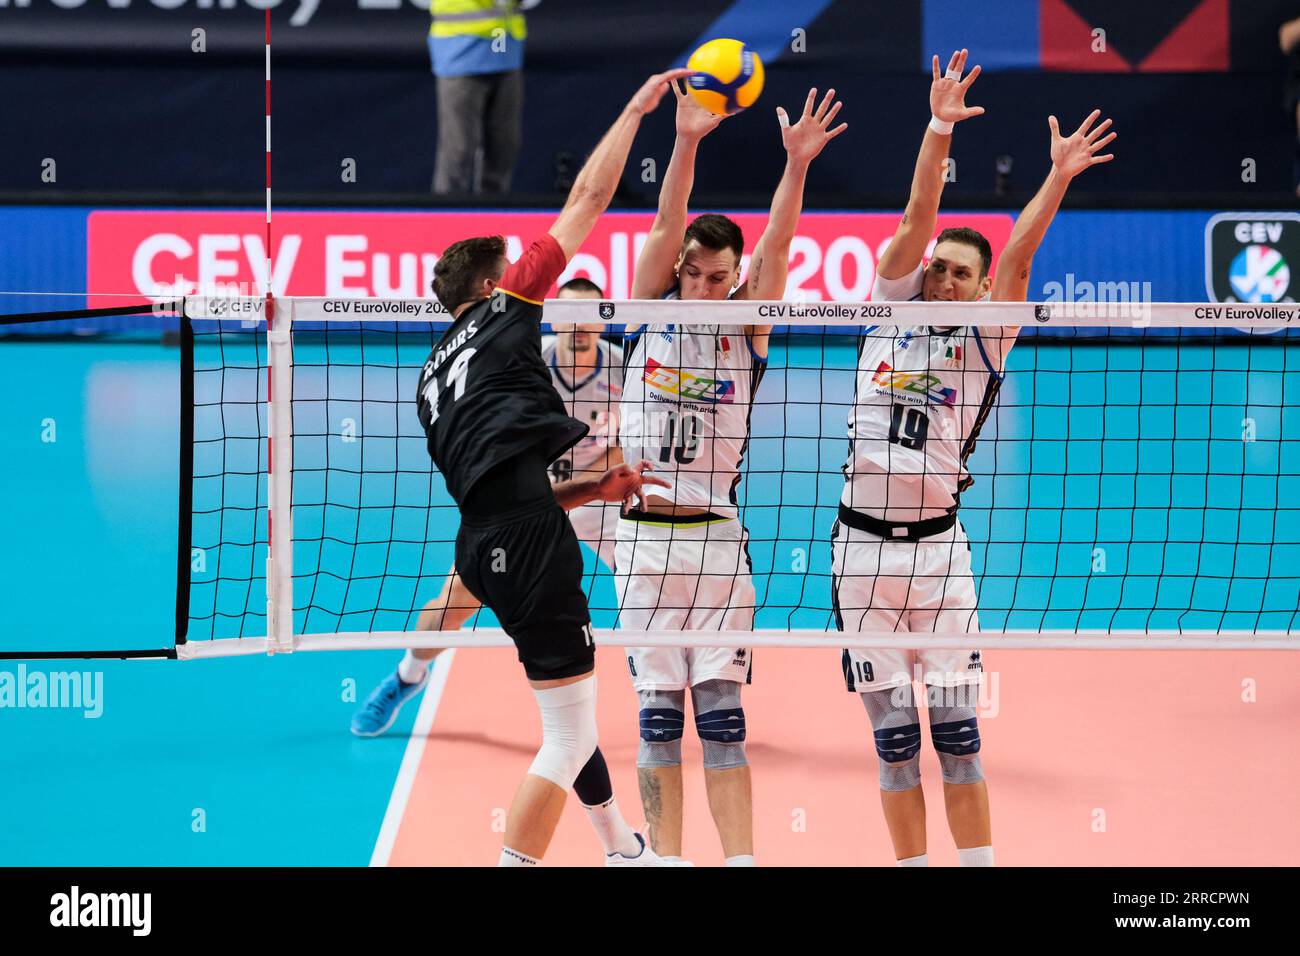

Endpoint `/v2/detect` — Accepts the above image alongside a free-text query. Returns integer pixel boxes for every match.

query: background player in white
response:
[619,80,846,865]
[543,276,625,572]
[353,276,650,864]
[834,49,1116,867]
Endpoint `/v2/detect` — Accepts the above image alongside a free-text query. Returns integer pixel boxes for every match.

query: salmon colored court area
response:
[382,646,1300,867]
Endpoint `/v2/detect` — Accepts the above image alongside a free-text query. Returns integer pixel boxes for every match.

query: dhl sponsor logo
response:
[643,358,735,403]
[871,361,957,406]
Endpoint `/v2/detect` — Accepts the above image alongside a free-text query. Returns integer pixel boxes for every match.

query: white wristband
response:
[929,115,954,136]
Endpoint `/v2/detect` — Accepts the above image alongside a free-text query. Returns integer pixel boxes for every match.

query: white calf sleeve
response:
[527,676,600,790]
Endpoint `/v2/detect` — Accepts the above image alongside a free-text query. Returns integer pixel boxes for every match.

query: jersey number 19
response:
[888,404,928,450]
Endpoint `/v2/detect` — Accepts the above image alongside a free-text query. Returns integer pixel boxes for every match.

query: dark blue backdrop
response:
[2,0,1298,199]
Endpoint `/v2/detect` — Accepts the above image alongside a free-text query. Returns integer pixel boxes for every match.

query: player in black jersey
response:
[414,68,687,868]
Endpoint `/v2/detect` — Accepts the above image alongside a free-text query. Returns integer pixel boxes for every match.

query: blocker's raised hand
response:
[1049,109,1117,179]
[776,87,848,166]
[930,48,984,125]
[630,67,697,116]
[673,78,727,140]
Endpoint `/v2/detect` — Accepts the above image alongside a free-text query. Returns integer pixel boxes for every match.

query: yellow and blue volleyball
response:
[686,38,765,116]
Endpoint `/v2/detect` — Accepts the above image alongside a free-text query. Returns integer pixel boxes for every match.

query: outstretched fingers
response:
[1090,131,1117,152]
[815,88,838,125]
[802,87,818,119]
[1074,108,1102,137]
[1085,117,1113,143]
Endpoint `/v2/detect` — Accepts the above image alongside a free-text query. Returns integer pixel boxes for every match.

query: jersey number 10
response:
[659,411,701,465]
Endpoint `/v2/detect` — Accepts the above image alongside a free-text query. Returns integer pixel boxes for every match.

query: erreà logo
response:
[599,301,615,320]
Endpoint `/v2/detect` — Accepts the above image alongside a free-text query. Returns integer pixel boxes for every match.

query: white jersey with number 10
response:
[619,318,766,521]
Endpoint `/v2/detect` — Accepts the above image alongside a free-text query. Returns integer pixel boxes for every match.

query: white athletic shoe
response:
[604,833,694,867]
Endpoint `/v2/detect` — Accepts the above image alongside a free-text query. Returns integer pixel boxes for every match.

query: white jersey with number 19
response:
[842,263,1018,523]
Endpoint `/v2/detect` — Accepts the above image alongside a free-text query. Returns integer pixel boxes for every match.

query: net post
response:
[266,294,295,654]
[174,300,194,651]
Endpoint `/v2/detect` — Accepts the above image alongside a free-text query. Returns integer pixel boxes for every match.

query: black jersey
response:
[417,288,587,506]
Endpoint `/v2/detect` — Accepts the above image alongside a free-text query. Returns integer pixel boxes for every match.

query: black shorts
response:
[455,498,595,681]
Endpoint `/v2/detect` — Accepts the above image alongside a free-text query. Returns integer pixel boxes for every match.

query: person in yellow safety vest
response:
[430,0,539,194]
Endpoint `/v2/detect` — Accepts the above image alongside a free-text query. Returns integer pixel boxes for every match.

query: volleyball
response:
[686,38,765,115]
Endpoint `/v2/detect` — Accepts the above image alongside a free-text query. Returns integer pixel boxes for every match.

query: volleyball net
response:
[168,295,1300,660]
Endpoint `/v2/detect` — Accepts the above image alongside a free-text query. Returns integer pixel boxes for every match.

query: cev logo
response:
[1234,222,1285,244]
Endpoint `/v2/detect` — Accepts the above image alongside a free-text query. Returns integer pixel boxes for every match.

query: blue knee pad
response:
[861,685,922,792]
[638,690,685,768]
[929,699,984,785]
[691,679,747,770]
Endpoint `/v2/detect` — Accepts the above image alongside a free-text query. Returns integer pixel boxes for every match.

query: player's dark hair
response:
[432,235,507,313]
[684,213,745,261]
[935,227,993,278]
[559,276,603,296]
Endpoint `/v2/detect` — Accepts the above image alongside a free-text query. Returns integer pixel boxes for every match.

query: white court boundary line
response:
[369,650,455,868]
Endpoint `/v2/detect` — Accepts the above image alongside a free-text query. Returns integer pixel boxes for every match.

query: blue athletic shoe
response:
[351,669,429,737]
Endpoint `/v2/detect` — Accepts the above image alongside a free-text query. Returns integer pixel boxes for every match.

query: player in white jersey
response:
[834,49,1117,867]
[618,80,847,864]
[542,276,625,571]
[351,278,663,865]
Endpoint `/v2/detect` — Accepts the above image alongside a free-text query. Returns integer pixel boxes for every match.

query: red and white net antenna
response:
[265,8,273,315]
[264,9,295,653]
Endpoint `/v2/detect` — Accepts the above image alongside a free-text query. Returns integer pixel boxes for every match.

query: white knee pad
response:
[527,676,600,790]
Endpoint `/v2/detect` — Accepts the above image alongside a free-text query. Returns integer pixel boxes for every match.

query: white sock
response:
[725,855,756,867]
[498,846,538,867]
[582,796,642,857]
[397,651,429,685]
[958,845,995,867]
[897,853,929,867]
